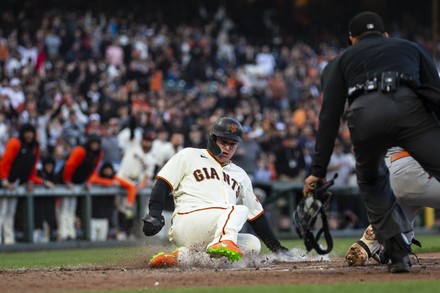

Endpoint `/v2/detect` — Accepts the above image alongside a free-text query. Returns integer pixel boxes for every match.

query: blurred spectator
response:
[254,158,273,182]
[338,209,360,230]
[0,123,54,244]
[17,34,38,68]
[0,113,9,154]
[233,126,265,182]
[44,28,62,60]
[55,134,102,241]
[0,35,8,64]
[169,132,185,157]
[53,144,67,174]
[88,162,136,241]
[85,113,105,136]
[2,77,25,113]
[266,71,288,110]
[297,124,316,176]
[117,116,143,156]
[58,91,88,125]
[105,38,124,66]
[274,135,306,182]
[101,118,122,172]
[5,50,22,78]
[150,67,163,93]
[18,100,40,126]
[43,106,65,155]
[151,130,185,172]
[327,139,356,186]
[61,110,86,149]
[85,82,101,106]
[255,45,276,76]
[184,125,206,148]
[34,155,57,243]
[216,32,236,70]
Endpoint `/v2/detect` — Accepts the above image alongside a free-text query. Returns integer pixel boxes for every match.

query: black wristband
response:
[249,212,283,252]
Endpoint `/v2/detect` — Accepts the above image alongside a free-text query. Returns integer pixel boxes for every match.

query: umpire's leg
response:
[353,143,412,243]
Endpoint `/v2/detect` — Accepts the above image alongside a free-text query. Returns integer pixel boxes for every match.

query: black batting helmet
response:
[210,117,243,142]
[207,117,243,156]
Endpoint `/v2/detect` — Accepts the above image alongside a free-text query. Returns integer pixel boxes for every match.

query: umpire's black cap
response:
[348,11,385,37]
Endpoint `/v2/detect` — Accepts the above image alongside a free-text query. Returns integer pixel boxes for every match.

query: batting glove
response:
[142,214,165,236]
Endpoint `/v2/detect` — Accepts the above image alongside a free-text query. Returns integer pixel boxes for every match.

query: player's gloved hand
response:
[142,214,165,236]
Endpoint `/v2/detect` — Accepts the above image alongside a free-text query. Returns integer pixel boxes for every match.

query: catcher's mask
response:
[207,117,243,156]
[293,173,338,255]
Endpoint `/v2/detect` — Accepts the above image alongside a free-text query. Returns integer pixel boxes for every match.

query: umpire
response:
[303,11,440,273]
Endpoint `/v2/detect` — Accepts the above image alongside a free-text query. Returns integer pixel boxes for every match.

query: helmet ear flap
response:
[207,133,222,156]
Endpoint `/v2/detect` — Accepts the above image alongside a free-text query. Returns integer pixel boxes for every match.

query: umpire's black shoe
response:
[383,234,412,273]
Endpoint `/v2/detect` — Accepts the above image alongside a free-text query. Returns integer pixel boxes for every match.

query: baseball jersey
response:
[156,147,264,220]
[151,140,182,168]
[117,138,156,185]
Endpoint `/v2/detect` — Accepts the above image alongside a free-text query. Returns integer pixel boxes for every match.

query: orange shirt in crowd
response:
[150,69,163,92]
[88,172,137,206]
[0,137,43,185]
[292,108,307,129]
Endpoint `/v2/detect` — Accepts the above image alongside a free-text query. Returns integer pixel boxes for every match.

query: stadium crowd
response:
[0,2,437,244]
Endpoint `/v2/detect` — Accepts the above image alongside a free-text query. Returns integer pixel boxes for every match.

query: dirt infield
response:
[2,253,440,292]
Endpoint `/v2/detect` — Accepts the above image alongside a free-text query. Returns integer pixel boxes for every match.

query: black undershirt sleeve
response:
[148,178,172,218]
[248,212,285,253]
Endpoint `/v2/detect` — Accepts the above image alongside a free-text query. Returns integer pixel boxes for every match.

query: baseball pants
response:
[56,197,77,240]
[90,218,109,241]
[169,204,261,254]
[386,153,440,224]
[0,197,18,244]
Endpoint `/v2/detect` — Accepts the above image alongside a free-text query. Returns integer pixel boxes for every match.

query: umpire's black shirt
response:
[311,33,440,178]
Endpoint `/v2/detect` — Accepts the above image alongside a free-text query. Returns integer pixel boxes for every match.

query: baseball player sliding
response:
[142,117,287,268]
[346,146,440,266]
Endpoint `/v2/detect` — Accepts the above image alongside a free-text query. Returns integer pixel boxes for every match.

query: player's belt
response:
[390,151,411,163]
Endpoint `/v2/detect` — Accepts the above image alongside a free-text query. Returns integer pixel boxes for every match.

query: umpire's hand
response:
[142,214,165,236]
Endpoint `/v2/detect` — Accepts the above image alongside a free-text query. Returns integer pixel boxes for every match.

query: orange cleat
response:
[149,249,179,268]
[207,240,243,261]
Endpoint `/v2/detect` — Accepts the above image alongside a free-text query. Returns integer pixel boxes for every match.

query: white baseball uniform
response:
[117,138,156,186]
[386,146,440,225]
[156,147,263,253]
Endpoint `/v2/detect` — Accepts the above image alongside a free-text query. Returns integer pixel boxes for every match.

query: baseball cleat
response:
[345,225,382,266]
[207,240,243,262]
[149,249,179,268]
